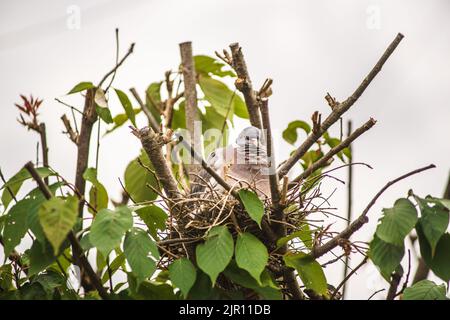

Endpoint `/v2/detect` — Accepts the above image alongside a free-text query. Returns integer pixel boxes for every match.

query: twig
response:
[342,119,353,299]
[368,288,385,300]
[278,33,404,179]
[331,256,368,299]
[129,87,160,133]
[291,118,376,184]
[386,270,402,300]
[229,42,263,129]
[23,161,109,300]
[61,114,79,144]
[260,99,281,206]
[395,250,411,298]
[97,42,135,89]
[131,127,181,202]
[311,164,435,259]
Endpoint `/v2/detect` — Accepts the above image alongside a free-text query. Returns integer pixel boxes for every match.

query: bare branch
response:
[129,87,160,133]
[131,127,181,202]
[61,114,79,144]
[311,163,435,259]
[229,42,262,129]
[278,33,404,179]
[179,41,202,179]
[97,42,135,89]
[291,118,376,184]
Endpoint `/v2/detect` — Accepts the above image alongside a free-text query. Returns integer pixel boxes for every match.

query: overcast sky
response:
[1,0,449,299]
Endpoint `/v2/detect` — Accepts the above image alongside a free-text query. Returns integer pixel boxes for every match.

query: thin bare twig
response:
[311,164,435,259]
[278,33,404,179]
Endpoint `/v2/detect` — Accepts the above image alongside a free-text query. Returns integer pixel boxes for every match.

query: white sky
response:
[1,0,449,299]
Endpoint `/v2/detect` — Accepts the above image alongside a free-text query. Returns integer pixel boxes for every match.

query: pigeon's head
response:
[235,126,263,147]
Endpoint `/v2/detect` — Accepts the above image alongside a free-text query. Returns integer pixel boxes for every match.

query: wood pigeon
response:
[191,126,270,197]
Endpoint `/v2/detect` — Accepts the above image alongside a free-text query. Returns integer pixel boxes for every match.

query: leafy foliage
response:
[196,226,234,285]
[168,258,197,298]
[283,252,328,296]
[38,196,78,253]
[90,206,133,257]
[403,280,448,300]
[235,232,268,284]
[2,44,449,302]
[238,189,264,227]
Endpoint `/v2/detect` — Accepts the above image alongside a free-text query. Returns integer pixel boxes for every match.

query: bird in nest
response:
[191,126,270,198]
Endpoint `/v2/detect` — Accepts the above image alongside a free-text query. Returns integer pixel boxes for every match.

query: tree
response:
[0,30,448,300]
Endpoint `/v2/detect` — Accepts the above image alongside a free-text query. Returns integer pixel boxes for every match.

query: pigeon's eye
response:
[210,152,216,158]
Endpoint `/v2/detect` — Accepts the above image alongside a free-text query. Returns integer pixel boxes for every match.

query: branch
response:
[179,41,201,174]
[259,98,281,206]
[74,88,97,218]
[278,33,404,179]
[38,123,49,184]
[97,43,135,89]
[23,161,109,300]
[342,119,353,299]
[131,127,180,201]
[129,87,160,133]
[291,118,376,184]
[311,164,435,259]
[331,256,368,299]
[386,270,402,300]
[229,43,263,129]
[61,114,79,144]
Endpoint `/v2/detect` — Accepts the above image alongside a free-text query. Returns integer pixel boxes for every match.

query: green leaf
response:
[0,264,13,291]
[127,277,177,300]
[238,189,264,227]
[168,258,197,298]
[403,280,447,300]
[80,232,94,251]
[135,205,167,239]
[1,167,54,209]
[194,55,236,77]
[105,108,141,135]
[283,252,328,296]
[282,120,311,145]
[145,82,162,123]
[235,233,268,284]
[376,198,417,246]
[90,206,133,257]
[300,149,324,170]
[223,261,282,300]
[369,234,404,281]
[196,225,234,285]
[67,82,94,94]
[124,150,159,203]
[124,227,159,284]
[83,168,108,212]
[101,252,126,285]
[199,75,248,119]
[27,240,56,276]
[415,196,449,255]
[96,105,113,124]
[417,225,450,282]
[277,224,313,249]
[2,199,30,256]
[114,88,136,127]
[25,182,64,244]
[39,196,78,254]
